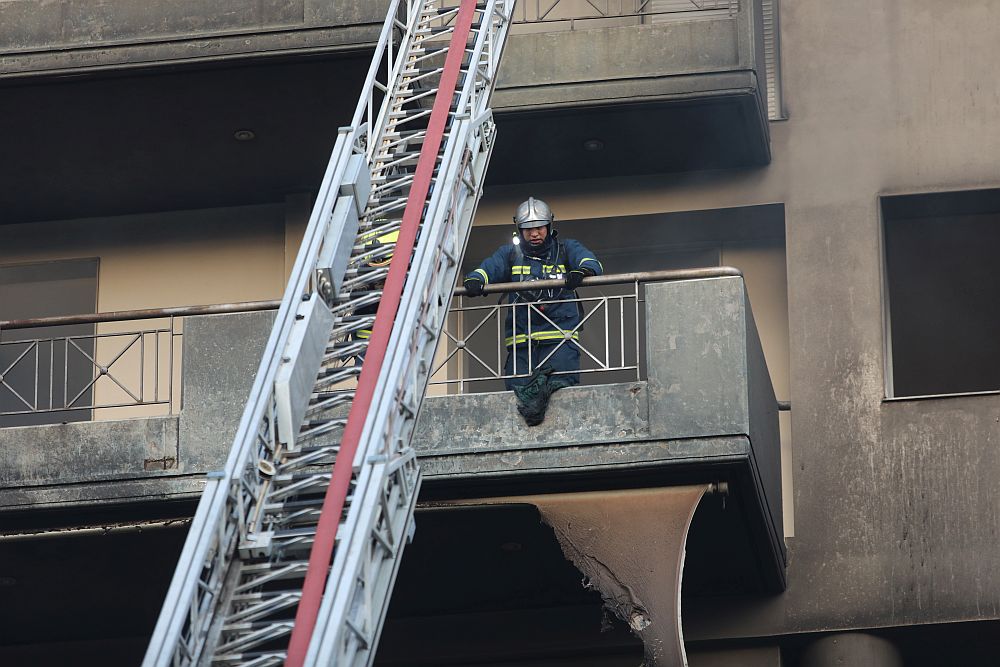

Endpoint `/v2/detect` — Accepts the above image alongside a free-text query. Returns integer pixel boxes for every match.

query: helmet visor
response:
[516,219,550,230]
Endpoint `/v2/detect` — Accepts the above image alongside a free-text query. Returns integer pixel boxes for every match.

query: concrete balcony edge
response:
[0,23,382,80]
[494,70,763,112]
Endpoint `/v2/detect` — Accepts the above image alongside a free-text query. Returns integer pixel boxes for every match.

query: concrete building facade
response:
[2,0,1000,664]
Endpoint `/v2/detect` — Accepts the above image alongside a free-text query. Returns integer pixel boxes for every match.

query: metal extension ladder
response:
[143,1,514,664]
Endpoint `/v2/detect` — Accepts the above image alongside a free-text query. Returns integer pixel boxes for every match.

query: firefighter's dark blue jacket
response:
[464,234,603,346]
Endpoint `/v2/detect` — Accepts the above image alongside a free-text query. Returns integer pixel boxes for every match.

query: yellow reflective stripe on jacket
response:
[362,228,399,267]
[579,257,602,271]
[357,329,372,339]
[511,263,564,275]
[504,330,580,346]
[360,229,399,244]
[473,268,490,284]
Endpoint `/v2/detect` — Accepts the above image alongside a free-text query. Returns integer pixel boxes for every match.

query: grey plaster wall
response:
[761,0,1000,638]
[415,380,753,481]
[530,0,1000,640]
[415,382,649,457]
[0,0,388,77]
[178,310,275,472]
[646,278,751,441]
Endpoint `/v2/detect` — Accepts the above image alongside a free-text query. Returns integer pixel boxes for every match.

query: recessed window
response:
[882,189,1000,398]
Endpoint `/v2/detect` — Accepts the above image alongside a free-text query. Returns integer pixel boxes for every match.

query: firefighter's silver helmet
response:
[513,197,554,229]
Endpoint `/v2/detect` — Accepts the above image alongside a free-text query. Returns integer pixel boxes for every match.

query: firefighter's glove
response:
[463,278,486,297]
[564,268,592,291]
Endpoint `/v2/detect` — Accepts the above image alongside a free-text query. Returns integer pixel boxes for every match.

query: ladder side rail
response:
[142,127,354,667]
[305,2,514,662]
[367,0,431,164]
[345,0,512,487]
[283,3,483,663]
[453,0,516,132]
[307,113,496,667]
[307,117,478,666]
[143,0,421,661]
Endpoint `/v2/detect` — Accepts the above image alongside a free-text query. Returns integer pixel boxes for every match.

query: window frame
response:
[879,187,1000,402]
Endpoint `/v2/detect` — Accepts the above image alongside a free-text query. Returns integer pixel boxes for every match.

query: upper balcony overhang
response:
[0,0,389,79]
[0,1,770,224]
[488,3,772,183]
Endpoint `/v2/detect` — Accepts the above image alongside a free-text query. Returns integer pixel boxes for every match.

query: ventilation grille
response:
[761,0,784,119]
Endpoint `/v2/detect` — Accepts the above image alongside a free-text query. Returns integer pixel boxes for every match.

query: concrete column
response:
[644,277,751,441]
[801,633,903,667]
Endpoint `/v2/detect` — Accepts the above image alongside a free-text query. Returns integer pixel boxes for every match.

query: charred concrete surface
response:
[177,310,275,472]
[0,415,180,510]
[415,381,650,455]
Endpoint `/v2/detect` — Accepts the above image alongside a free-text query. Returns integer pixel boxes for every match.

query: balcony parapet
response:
[0,0,390,79]
[0,271,783,590]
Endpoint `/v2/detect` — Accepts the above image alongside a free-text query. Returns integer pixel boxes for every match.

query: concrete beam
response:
[0,0,389,78]
[0,414,178,486]
[0,416,179,509]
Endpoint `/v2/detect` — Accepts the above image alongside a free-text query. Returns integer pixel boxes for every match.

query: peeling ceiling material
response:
[452,486,709,666]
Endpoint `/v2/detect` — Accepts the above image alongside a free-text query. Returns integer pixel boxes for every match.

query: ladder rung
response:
[213,651,286,667]
[225,591,300,625]
[215,622,294,657]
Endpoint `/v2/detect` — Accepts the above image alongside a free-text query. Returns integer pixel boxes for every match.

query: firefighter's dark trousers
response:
[503,339,580,390]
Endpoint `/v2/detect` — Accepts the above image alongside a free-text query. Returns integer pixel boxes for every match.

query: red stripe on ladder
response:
[284,2,479,665]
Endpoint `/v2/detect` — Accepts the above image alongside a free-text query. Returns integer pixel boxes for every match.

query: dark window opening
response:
[882,189,1000,398]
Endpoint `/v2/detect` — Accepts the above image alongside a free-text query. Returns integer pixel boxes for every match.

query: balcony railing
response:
[433,287,641,390]
[431,267,741,392]
[438,0,738,31]
[0,324,177,416]
[0,268,745,420]
[0,301,278,420]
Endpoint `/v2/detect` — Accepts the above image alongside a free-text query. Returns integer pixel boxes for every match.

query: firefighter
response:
[463,197,603,402]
